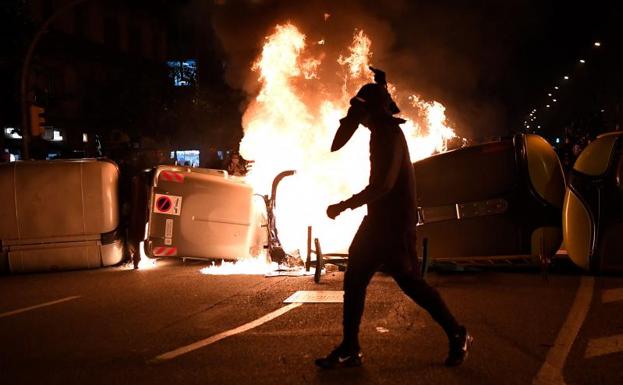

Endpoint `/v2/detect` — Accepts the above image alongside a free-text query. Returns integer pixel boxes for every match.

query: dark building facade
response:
[1,0,243,163]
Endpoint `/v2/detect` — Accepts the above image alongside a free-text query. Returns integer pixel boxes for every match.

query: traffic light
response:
[29,105,45,137]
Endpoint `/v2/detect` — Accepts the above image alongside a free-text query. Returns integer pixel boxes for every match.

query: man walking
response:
[315,68,473,369]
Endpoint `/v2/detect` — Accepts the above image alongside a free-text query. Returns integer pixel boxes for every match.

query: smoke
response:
[204,0,527,140]
[209,1,393,92]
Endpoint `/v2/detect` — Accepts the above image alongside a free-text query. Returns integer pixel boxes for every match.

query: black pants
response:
[342,217,460,350]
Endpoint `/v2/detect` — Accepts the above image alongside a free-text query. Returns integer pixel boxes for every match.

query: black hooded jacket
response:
[341,117,418,233]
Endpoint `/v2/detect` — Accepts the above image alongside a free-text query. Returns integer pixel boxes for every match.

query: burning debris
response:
[241,23,456,253]
[202,21,458,275]
[200,258,278,275]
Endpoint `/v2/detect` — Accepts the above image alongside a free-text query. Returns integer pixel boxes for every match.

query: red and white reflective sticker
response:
[153,246,177,257]
[159,170,185,183]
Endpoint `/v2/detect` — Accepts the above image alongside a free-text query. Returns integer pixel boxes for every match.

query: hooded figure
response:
[331,67,402,152]
[316,67,473,369]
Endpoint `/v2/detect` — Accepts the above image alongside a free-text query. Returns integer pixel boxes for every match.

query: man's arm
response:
[333,132,403,217]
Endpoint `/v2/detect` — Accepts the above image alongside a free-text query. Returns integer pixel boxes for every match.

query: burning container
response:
[563,131,623,273]
[413,134,565,265]
[144,166,264,261]
[0,159,123,273]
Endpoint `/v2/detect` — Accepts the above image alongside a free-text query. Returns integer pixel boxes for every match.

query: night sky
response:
[2,0,620,147]
[202,0,622,141]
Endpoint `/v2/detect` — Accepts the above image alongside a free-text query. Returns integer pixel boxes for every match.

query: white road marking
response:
[284,290,344,303]
[585,334,623,358]
[601,288,623,304]
[152,302,303,362]
[0,296,81,318]
[532,276,595,385]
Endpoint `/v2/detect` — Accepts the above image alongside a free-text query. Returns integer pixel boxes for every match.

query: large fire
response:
[203,22,456,274]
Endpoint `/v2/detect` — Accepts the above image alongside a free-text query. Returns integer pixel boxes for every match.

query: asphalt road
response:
[1,260,622,385]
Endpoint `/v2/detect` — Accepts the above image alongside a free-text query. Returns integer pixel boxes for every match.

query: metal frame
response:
[305,226,348,283]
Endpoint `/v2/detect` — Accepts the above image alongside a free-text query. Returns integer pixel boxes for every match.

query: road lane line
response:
[152,302,303,363]
[0,296,81,318]
[532,276,595,385]
[601,288,623,304]
[585,334,623,358]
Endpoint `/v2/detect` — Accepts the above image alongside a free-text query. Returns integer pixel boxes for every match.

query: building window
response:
[4,127,22,139]
[172,150,200,167]
[166,60,197,87]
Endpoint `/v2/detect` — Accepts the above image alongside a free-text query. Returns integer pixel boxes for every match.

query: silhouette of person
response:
[315,67,472,369]
[225,151,247,176]
[203,145,223,169]
[0,148,10,163]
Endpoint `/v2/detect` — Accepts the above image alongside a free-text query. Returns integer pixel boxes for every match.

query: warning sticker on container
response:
[153,194,182,216]
[165,219,174,238]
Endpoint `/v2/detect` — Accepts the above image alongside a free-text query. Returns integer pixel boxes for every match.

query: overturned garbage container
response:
[563,131,623,273]
[413,134,565,265]
[144,165,264,261]
[0,159,123,273]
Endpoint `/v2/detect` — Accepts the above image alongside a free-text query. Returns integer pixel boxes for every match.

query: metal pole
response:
[306,225,312,271]
[20,0,87,159]
[421,237,430,279]
[314,238,323,284]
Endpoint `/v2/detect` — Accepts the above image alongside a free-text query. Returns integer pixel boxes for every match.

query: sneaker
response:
[315,345,363,369]
[444,326,473,367]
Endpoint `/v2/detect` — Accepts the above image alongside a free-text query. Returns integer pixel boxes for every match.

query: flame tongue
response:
[200,259,278,275]
[205,22,457,275]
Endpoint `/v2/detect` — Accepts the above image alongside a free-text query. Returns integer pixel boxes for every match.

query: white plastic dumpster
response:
[0,159,123,273]
[144,165,264,261]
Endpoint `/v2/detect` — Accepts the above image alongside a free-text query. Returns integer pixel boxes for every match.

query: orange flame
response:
[337,30,372,79]
[207,22,457,274]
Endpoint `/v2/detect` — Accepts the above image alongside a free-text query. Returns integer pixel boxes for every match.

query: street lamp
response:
[579,59,586,64]
[594,41,601,47]
[20,0,87,159]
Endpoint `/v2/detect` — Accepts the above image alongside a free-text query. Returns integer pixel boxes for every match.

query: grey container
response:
[144,165,265,261]
[0,159,123,273]
[413,134,565,265]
